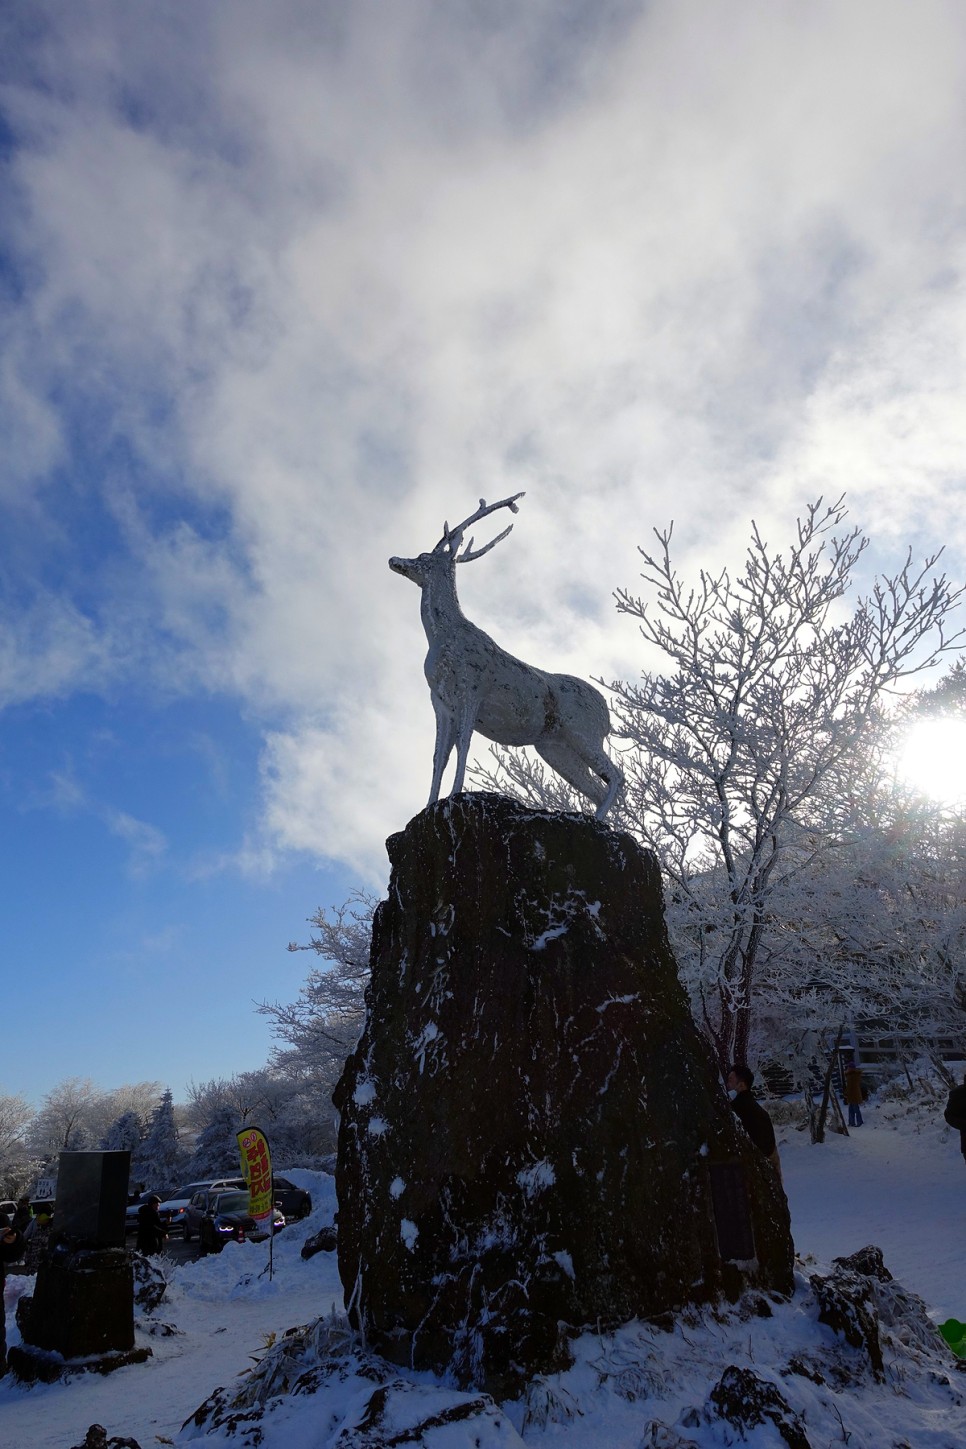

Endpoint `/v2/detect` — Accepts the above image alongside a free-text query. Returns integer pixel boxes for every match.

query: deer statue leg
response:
[590,748,623,819]
[534,739,606,812]
[535,738,623,820]
[429,695,457,805]
[448,695,480,798]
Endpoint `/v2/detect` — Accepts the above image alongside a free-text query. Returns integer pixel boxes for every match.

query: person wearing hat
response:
[136,1194,168,1256]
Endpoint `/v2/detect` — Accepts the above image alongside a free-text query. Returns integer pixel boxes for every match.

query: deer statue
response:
[389,494,623,820]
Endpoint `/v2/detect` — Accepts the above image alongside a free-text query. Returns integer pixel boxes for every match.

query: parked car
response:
[183,1189,285,1253]
[125,1191,175,1236]
[158,1178,245,1236]
[0,1199,16,1221]
[272,1177,312,1219]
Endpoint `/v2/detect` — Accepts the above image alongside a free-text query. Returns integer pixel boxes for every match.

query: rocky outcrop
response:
[334,794,793,1391]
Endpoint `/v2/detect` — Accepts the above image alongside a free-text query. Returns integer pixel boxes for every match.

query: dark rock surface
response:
[301,1224,338,1259]
[809,1267,885,1381]
[334,793,794,1390]
[17,1247,135,1358]
[69,1427,144,1449]
[707,1365,811,1449]
[130,1252,167,1313]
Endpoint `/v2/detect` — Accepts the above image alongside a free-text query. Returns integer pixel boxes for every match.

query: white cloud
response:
[3,1,966,877]
[104,807,168,878]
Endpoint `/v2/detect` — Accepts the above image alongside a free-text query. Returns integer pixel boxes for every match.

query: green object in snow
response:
[939,1319,966,1356]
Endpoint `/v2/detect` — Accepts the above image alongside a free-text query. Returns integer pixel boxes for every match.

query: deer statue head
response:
[389,493,525,588]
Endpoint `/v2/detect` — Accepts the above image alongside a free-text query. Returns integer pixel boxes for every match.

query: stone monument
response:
[334,794,794,1394]
[10,1150,150,1382]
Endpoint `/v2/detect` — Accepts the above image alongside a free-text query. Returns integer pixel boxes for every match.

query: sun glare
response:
[897,717,966,803]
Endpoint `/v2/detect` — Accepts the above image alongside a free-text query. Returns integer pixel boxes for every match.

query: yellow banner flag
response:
[237,1125,273,1221]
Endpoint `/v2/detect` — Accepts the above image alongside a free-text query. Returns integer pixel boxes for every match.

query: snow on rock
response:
[516,1160,556,1195]
[177,1251,966,1447]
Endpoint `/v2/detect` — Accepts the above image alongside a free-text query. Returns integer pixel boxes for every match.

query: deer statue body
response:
[390,494,623,819]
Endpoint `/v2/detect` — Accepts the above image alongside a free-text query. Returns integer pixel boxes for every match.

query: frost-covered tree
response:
[0,1091,34,1195]
[477,498,964,1071]
[185,1104,241,1179]
[27,1077,167,1166]
[133,1089,187,1193]
[27,1077,100,1155]
[185,1069,335,1165]
[260,889,375,1075]
[0,1091,32,1160]
[90,1081,164,1145]
[258,888,376,1118]
[813,809,966,1064]
[100,1110,145,1154]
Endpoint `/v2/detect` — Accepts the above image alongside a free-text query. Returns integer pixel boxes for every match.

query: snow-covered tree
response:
[477,497,964,1071]
[133,1089,187,1193]
[90,1080,164,1145]
[260,889,375,1080]
[185,1104,241,1179]
[0,1091,34,1195]
[256,888,376,1149]
[0,1091,32,1160]
[185,1069,336,1166]
[100,1110,145,1154]
[27,1076,100,1155]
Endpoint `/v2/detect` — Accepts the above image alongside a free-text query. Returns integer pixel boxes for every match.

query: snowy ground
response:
[3,1104,966,1448]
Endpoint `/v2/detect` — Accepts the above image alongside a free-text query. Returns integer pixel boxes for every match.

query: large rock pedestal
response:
[334,794,793,1392]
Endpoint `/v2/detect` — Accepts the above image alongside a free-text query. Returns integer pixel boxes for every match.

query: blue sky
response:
[3,0,966,1105]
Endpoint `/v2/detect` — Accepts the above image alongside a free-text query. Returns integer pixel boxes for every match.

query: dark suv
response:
[183,1189,285,1253]
[272,1177,312,1219]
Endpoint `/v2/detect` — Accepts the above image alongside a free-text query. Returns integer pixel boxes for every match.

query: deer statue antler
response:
[436,493,526,560]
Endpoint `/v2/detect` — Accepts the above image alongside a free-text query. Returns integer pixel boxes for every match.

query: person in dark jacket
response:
[944,1073,966,1164]
[136,1195,168,1255]
[1,1215,25,1376]
[728,1064,782,1180]
[11,1197,31,1234]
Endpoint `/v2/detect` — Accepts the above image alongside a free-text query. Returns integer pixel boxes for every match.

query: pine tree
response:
[133,1089,187,1194]
[100,1110,144,1154]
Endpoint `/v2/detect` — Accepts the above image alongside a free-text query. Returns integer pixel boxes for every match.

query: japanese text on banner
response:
[237,1126,273,1220]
